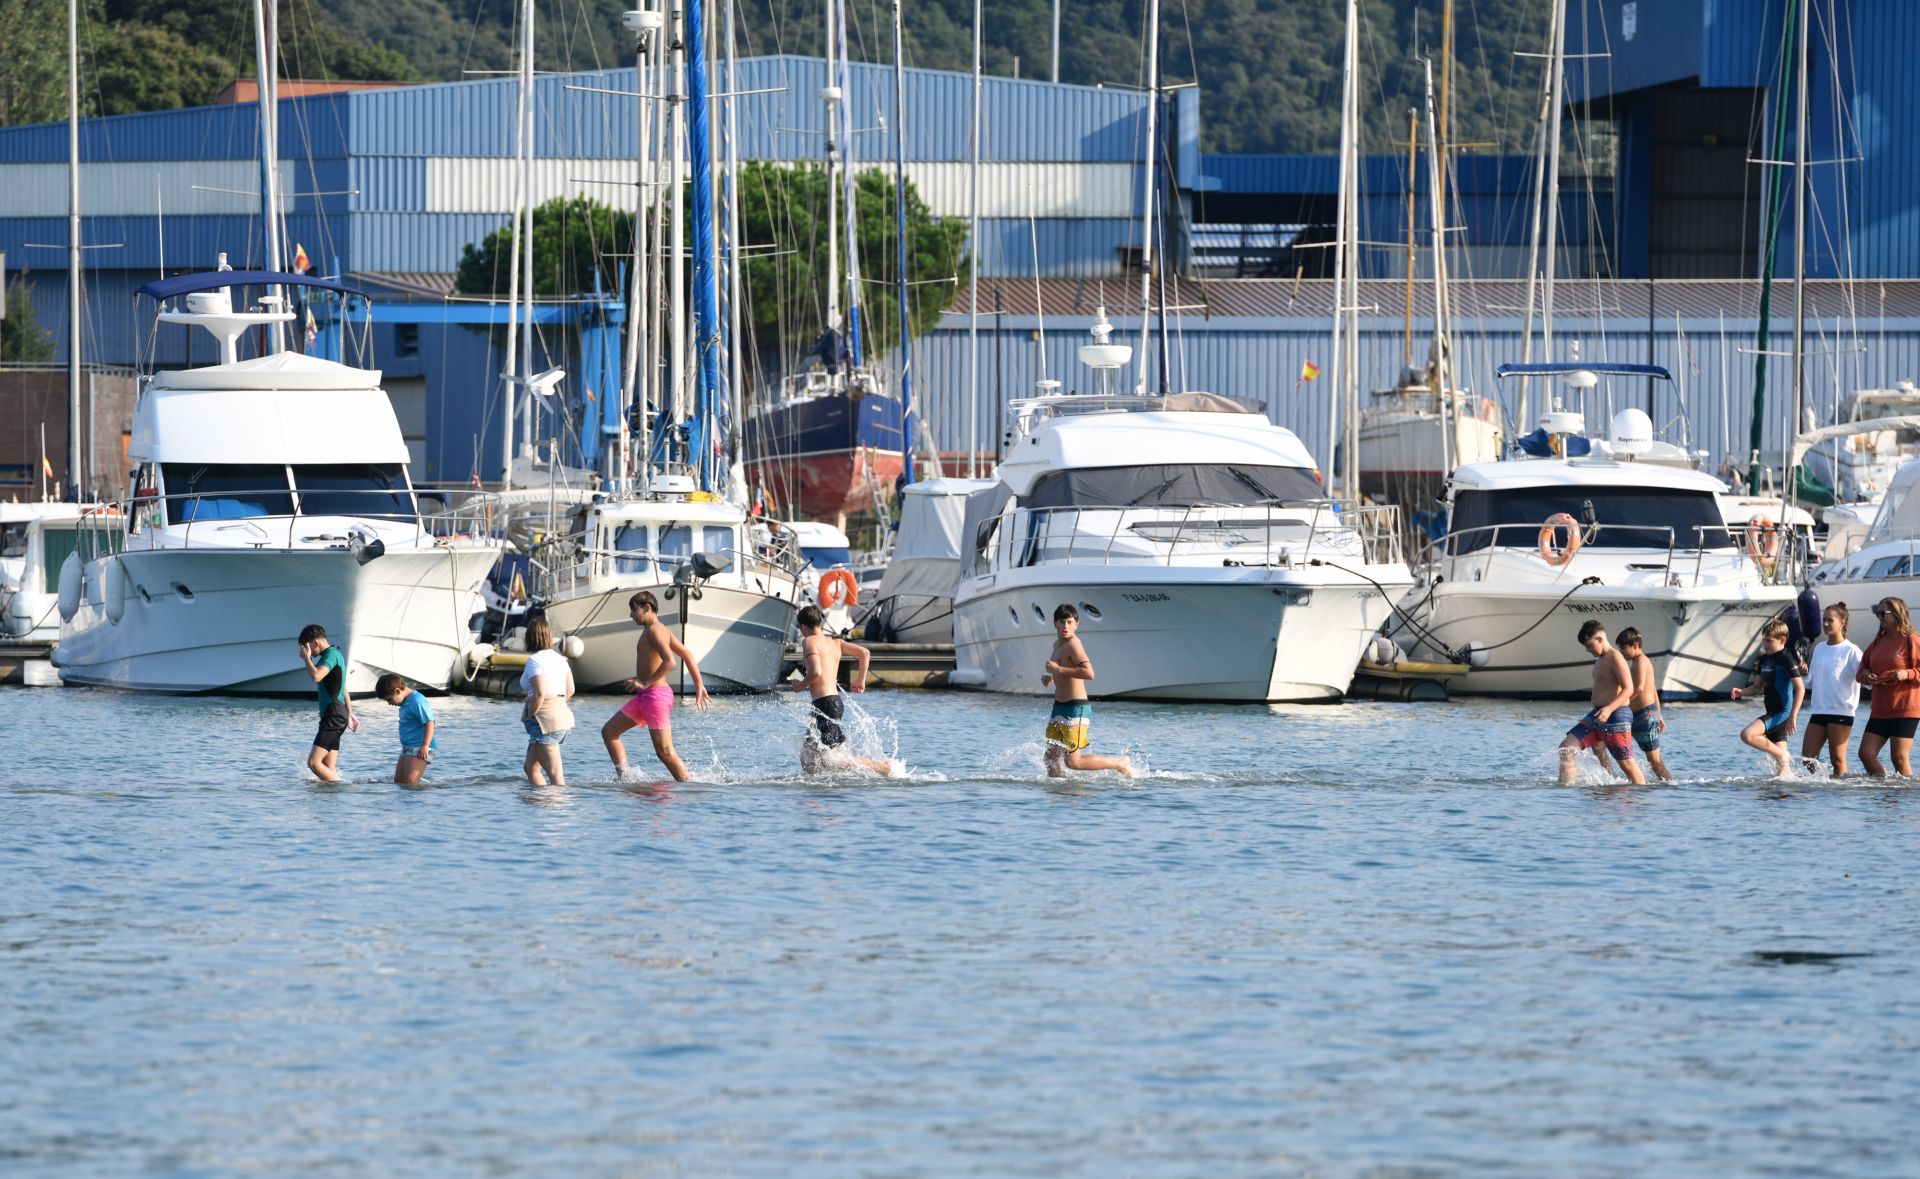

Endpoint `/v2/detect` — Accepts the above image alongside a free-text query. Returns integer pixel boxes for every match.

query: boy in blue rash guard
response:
[298,623,358,783]
[1733,619,1805,777]
[377,672,436,786]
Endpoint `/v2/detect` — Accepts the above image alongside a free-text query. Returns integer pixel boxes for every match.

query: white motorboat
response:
[950,390,1412,702]
[1803,381,1920,504]
[1385,367,1799,698]
[1,501,95,644]
[533,477,803,693]
[51,270,502,694]
[861,476,992,644]
[1811,458,1920,618]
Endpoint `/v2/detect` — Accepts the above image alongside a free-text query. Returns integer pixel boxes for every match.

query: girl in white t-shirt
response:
[1802,604,1863,776]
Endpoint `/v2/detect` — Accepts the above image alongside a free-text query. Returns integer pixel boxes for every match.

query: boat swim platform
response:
[0,641,54,687]
[1347,659,1469,704]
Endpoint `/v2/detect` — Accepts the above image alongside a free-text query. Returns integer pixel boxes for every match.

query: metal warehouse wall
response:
[907,312,1920,480]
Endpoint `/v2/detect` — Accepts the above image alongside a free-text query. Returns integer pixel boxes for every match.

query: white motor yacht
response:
[533,476,803,693]
[1,502,96,645]
[950,389,1412,702]
[1803,381,1920,504]
[1811,458,1920,619]
[51,270,502,694]
[1385,366,1798,698]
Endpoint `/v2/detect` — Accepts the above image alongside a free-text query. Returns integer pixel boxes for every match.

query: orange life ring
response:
[818,568,859,608]
[1746,515,1779,562]
[1538,513,1583,566]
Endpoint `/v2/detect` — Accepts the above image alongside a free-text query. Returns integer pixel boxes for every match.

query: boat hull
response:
[53,545,498,694]
[744,392,905,519]
[1358,411,1504,506]
[954,574,1408,702]
[542,581,798,694]
[1395,582,1794,698]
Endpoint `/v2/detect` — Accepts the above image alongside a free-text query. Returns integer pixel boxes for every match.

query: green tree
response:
[455,195,637,299]
[0,0,65,126]
[1,277,56,363]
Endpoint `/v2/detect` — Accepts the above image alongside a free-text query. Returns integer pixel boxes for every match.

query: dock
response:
[1347,658,1469,703]
[0,641,54,687]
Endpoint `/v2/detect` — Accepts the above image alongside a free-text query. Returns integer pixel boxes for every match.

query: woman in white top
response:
[519,617,577,785]
[1802,604,1863,776]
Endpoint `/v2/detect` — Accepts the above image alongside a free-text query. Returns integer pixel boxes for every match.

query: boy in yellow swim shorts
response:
[1041,604,1136,778]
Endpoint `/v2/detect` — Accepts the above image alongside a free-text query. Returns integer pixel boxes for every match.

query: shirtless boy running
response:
[1559,620,1647,785]
[601,590,709,781]
[1041,604,1135,778]
[792,604,896,774]
[1616,627,1672,781]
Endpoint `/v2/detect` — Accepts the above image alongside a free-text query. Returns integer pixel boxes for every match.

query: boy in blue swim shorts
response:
[1559,620,1646,785]
[1732,619,1804,777]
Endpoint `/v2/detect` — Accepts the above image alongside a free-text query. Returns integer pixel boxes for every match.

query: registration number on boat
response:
[1121,592,1172,603]
[1565,601,1635,613]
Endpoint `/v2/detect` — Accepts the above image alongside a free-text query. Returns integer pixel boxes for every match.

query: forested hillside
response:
[1,0,1549,156]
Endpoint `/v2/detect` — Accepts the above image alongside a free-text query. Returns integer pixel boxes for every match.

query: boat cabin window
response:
[37,526,77,592]
[1448,486,1733,553]
[1,523,26,559]
[701,525,732,555]
[162,463,295,523]
[660,525,692,563]
[612,524,652,574]
[1025,463,1322,509]
[293,464,416,520]
[802,543,851,569]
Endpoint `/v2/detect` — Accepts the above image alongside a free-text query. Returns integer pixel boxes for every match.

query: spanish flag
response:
[1299,359,1321,382]
[42,455,55,479]
[292,243,311,274]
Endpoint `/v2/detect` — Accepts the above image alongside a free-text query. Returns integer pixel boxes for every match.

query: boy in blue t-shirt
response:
[1732,619,1804,777]
[376,672,436,786]
[298,623,358,782]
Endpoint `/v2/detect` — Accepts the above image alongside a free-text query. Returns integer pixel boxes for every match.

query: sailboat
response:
[1357,16,1501,508]
[741,0,906,528]
[533,0,804,693]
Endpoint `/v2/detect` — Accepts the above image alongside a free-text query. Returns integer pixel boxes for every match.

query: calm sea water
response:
[2,678,1915,1177]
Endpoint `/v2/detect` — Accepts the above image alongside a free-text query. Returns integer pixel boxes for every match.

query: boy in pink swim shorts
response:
[601,590,710,781]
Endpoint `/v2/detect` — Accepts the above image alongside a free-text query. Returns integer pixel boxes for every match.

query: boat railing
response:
[1422,520,1801,588]
[69,490,505,561]
[984,499,1405,571]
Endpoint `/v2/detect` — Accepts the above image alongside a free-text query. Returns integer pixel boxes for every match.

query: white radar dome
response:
[1610,407,1654,456]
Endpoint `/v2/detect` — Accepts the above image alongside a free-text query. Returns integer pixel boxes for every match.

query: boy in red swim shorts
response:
[1558,619,1647,786]
[601,590,710,781]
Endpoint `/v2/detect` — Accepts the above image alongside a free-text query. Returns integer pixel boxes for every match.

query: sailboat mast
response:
[619,6,658,494]
[500,0,534,487]
[1541,0,1565,362]
[66,0,82,496]
[891,0,918,483]
[1133,0,1160,394]
[251,0,283,352]
[1788,0,1810,501]
[687,0,723,491]
[836,0,864,367]
[1746,0,1801,493]
[824,2,841,345]
[1326,0,1357,486]
[1424,58,1453,474]
[967,0,982,477]
[723,0,745,445]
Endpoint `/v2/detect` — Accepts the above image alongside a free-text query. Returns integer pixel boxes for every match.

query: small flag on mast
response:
[42,455,55,479]
[1299,359,1321,382]
[292,243,311,274]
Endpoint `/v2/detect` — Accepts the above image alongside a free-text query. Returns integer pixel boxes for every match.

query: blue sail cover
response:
[1494,362,1672,381]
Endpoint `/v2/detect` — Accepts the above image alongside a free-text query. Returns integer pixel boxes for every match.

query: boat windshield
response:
[803,545,852,569]
[293,464,417,520]
[162,463,295,523]
[1450,486,1733,553]
[1026,464,1322,509]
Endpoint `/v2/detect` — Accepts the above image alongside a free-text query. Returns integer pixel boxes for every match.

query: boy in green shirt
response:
[298,623,358,782]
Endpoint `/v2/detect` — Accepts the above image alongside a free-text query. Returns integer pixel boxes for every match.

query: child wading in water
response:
[1616,627,1672,782]
[792,605,896,774]
[601,590,708,782]
[297,623,358,782]
[376,673,435,786]
[1558,620,1646,785]
[1732,619,1805,776]
[1801,604,1862,776]
[1041,604,1135,778]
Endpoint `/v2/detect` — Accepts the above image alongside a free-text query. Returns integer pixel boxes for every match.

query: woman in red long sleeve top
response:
[1855,596,1920,776]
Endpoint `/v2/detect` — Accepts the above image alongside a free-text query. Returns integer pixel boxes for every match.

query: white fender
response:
[560,635,585,659]
[105,557,129,625]
[57,552,82,622]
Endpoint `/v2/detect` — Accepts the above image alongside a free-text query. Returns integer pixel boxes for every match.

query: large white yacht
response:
[51,270,502,694]
[949,388,1412,702]
[1384,366,1798,698]
[1803,381,1920,504]
[532,477,804,693]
